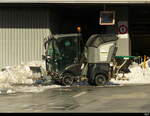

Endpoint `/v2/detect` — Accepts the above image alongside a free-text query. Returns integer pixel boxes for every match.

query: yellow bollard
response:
[144,55,147,69]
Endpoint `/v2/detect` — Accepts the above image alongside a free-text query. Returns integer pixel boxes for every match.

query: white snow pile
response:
[0,61,61,94]
[110,59,150,85]
[1,59,150,94]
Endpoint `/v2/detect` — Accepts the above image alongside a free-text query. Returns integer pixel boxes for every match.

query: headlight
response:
[109,62,113,67]
[47,56,51,59]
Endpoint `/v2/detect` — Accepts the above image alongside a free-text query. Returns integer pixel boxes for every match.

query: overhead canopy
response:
[0,0,150,3]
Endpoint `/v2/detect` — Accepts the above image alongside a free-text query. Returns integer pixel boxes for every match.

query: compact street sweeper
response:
[41,33,125,86]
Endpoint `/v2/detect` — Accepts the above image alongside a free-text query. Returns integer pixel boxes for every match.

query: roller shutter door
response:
[0,7,50,68]
[130,7,150,56]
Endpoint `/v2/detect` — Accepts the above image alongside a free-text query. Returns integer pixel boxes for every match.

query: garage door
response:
[0,7,50,68]
[130,7,150,56]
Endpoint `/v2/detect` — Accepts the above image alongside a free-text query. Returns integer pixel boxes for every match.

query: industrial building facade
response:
[0,6,50,68]
[0,1,150,69]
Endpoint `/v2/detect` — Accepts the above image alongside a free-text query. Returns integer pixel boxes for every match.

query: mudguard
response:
[62,63,82,76]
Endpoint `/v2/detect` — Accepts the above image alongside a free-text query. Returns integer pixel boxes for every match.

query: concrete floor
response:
[0,84,150,112]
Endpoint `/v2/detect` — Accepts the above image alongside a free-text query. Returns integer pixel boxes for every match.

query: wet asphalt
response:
[0,84,150,112]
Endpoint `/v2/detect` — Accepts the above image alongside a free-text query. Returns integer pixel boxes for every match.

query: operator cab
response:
[43,33,82,84]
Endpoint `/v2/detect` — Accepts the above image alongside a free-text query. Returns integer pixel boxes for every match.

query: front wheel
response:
[94,74,107,86]
[61,73,74,86]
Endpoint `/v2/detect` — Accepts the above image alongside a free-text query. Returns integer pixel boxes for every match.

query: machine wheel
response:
[94,74,107,86]
[61,73,74,86]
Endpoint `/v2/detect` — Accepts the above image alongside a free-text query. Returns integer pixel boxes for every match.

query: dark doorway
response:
[129,6,150,56]
[50,4,107,42]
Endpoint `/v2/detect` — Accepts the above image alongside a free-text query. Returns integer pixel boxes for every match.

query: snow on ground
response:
[1,60,150,94]
[110,60,150,85]
[0,61,61,94]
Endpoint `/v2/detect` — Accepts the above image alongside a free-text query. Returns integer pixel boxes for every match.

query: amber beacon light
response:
[77,26,81,32]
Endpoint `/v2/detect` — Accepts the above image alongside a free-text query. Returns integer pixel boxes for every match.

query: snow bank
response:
[1,59,150,94]
[110,60,150,85]
[0,61,60,94]
[0,61,45,85]
[0,65,33,85]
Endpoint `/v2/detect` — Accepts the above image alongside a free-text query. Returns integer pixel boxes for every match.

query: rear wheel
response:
[61,73,74,86]
[94,74,107,86]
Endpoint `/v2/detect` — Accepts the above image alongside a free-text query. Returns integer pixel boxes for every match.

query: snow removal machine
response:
[41,33,121,86]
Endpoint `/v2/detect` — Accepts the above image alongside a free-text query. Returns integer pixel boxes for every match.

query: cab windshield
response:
[46,34,81,72]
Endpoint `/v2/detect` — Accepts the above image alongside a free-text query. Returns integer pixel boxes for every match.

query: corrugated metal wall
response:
[0,7,51,68]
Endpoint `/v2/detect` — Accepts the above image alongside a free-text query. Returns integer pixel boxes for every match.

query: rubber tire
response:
[61,73,74,86]
[94,74,107,86]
